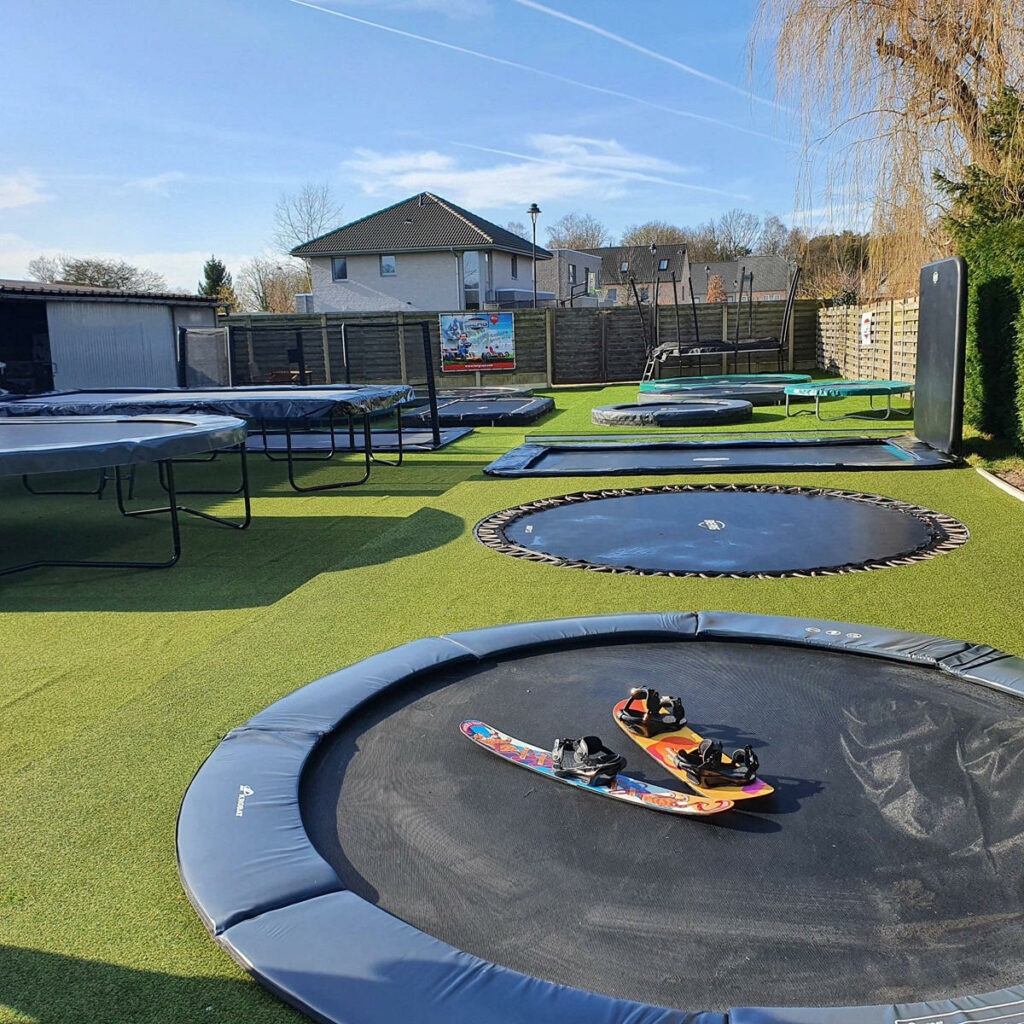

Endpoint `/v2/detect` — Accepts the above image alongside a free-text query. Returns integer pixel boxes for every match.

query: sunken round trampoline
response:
[592,399,753,427]
[639,374,812,407]
[176,612,1024,1024]
[474,484,968,577]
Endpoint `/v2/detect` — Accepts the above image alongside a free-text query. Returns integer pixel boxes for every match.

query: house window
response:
[379,255,396,276]
[607,288,617,303]
[619,261,629,273]
[584,268,593,292]
[331,257,347,281]
[511,254,518,280]
[658,258,669,272]
[640,287,649,301]
[568,263,577,286]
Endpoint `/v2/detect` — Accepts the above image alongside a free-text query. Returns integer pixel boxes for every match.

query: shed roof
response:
[0,279,218,306]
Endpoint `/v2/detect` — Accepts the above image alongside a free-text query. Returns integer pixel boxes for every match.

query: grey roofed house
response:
[292,192,552,260]
[292,192,553,313]
[692,256,793,301]
[582,245,689,286]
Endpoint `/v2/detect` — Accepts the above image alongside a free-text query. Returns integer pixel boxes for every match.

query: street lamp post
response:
[527,203,541,308]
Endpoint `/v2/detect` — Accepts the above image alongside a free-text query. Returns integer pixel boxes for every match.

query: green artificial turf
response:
[1,385,1023,1023]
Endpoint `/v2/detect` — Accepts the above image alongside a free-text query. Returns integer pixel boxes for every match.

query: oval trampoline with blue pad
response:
[784,379,915,420]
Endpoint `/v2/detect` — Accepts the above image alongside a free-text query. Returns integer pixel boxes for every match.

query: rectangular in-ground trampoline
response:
[484,435,959,476]
[486,257,967,478]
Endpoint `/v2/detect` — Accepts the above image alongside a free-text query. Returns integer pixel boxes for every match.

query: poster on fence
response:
[439,312,515,372]
[860,310,873,346]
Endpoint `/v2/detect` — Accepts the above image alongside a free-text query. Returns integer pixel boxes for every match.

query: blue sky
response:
[0,0,809,291]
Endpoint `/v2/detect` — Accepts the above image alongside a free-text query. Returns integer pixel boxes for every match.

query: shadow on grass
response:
[962,430,1024,466]
[0,943,292,1024]
[0,506,464,613]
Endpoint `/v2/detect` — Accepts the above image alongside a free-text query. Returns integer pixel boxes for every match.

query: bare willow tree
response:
[754,0,1024,293]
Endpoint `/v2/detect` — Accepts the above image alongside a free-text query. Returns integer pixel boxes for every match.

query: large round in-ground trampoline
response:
[178,612,1024,1024]
[473,484,968,577]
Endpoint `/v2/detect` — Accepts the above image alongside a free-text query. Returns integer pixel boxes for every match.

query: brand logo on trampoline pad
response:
[698,519,726,531]
[235,784,254,818]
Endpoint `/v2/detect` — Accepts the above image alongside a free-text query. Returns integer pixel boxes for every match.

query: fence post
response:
[397,312,408,384]
[720,304,729,374]
[600,312,608,383]
[245,314,255,382]
[545,307,555,386]
[788,301,796,371]
[320,313,332,384]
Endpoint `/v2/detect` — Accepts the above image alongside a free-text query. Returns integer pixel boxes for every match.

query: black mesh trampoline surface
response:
[401,395,554,427]
[300,637,1024,1012]
[473,485,969,577]
[485,436,960,475]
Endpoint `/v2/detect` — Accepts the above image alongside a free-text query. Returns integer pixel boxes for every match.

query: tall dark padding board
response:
[915,256,967,455]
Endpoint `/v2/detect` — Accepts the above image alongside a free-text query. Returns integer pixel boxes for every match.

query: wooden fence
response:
[220,299,820,388]
[817,299,919,383]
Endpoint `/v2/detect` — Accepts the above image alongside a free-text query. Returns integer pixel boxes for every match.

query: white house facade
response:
[293,193,552,313]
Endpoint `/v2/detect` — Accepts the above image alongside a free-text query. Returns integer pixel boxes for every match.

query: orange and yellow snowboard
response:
[613,696,773,802]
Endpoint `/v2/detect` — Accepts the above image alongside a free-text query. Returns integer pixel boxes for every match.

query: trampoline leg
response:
[0,464,188,576]
[22,468,109,499]
[284,414,373,491]
[368,407,404,467]
[117,457,250,531]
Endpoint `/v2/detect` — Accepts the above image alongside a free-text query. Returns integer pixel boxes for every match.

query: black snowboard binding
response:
[672,738,760,788]
[551,736,626,786]
[616,687,687,739]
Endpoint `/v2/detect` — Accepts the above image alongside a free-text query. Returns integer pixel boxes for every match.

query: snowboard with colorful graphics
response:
[612,697,774,801]
[461,721,732,816]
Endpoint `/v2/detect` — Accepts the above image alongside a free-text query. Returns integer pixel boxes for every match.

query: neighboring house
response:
[0,279,218,392]
[690,256,794,303]
[292,192,554,313]
[534,249,603,306]
[583,245,691,307]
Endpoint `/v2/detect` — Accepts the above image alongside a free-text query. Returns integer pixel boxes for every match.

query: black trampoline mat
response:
[534,441,913,471]
[483,487,962,575]
[300,639,1024,1012]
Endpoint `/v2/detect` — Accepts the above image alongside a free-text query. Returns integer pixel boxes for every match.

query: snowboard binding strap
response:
[672,739,760,787]
[551,735,626,787]
[617,687,686,738]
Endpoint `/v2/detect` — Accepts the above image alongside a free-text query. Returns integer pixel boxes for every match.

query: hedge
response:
[962,220,1024,449]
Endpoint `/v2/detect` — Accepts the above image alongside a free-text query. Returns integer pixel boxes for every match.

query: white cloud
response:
[123,171,188,196]
[343,134,739,210]
[0,172,51,210]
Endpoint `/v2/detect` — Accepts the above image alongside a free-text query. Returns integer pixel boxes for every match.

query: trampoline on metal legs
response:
[178,611,1024,1024]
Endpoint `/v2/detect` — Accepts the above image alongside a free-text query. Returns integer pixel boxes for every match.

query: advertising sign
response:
[439,312,515,372]
[860,310,873,346]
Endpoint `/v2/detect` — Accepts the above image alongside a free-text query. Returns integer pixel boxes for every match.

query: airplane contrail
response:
[514,0,781,110]
[453,141,748,200]
[286,0,782,142]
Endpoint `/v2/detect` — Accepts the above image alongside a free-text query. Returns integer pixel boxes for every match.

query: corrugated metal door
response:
[46,301,178,388]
